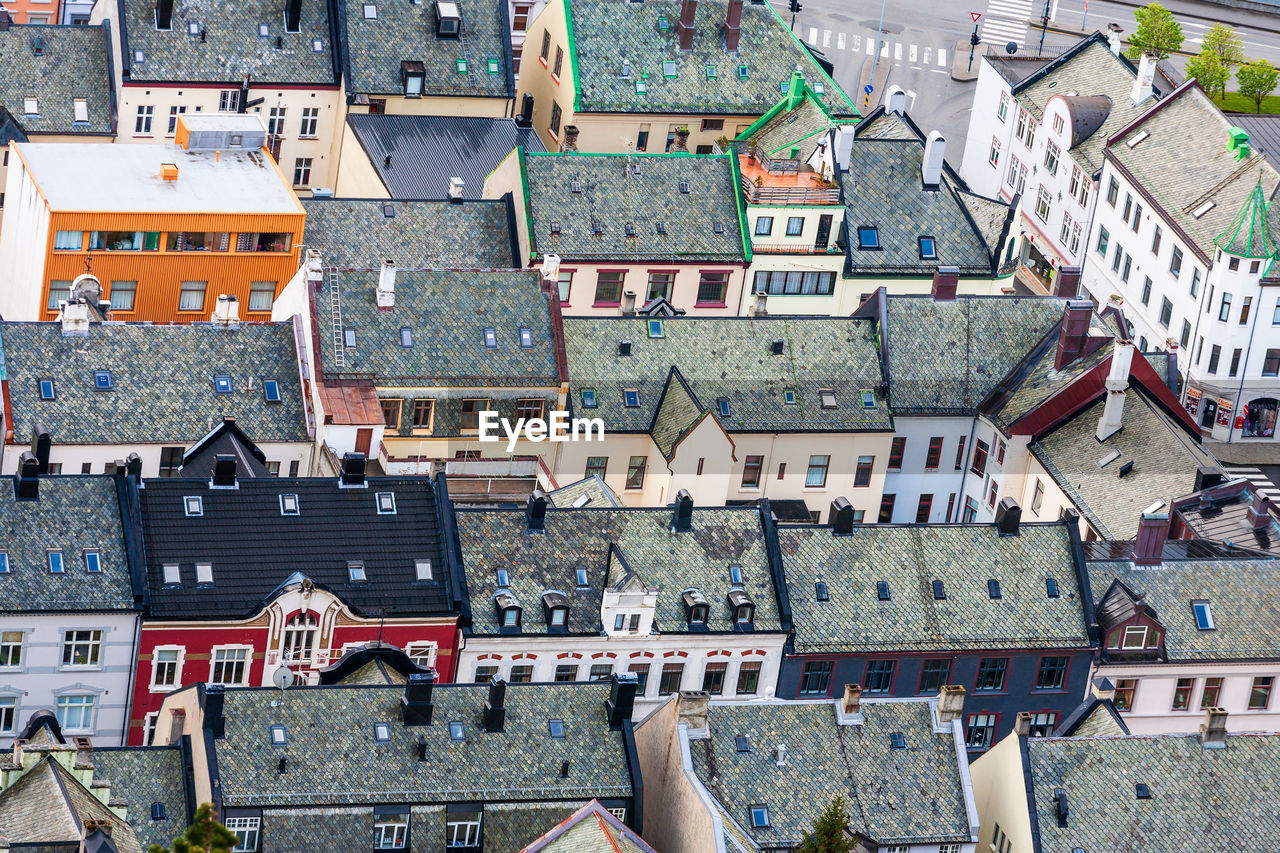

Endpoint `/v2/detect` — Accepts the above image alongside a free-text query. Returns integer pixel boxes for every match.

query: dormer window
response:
[401,60,425,96]
[541,591,570,629]
[683,588,710,626]
[376,492,396,514]
[876,580,890,601]
[348,560,367,582]
[184,496,203,517]
[496,591,522,629]
[988,579,1002,599]
[728,589,754,626]
[435,0,461,37]
[1192,601,1214,630]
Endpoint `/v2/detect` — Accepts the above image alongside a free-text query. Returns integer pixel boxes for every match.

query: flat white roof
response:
[16,143,302,215]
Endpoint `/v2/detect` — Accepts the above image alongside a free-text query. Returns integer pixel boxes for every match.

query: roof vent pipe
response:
[921,131,946,188]
[448,177,465,202]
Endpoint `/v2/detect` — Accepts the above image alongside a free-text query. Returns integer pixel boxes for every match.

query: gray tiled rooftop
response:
[0,25,114,135]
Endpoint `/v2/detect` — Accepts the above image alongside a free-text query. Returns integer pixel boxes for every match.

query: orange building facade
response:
[0,115,304,322]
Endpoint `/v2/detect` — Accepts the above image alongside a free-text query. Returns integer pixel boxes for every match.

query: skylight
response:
[713,221,725,234]
[647,319,664,338]
[1046,578,1060,598]
[662,61,678,79]
[548,719,566,738]
[932,579,946,600]
[636,80,648,95]
[580,388,597,408]
[519,327,533,348]
[270,725,287,745]
[1192,200,1215,219]
[449,721,465,741]
[363,3,377,18]
[374,723,391,742]
[456,58,468,74]
[497,569,510,587]
[857,226,879,249]
[876,580,890,601]
[312,39,324,52]
[187,21,200,35]
[348,561,366,582]
[184,496,203,517]
[1192,600,1215,630]
[860,390,876,409]
[48,551,63,574]
[816,581,829,602]
[213,375,233,395]
[263,380,281,402]
[738,64,749,79]
[196,562,213,584]
[576,568,589,587]
[749,806,770,828]
[416,559,433,581]
[344,328,357,348]
[134,49,146,63]
[820,389,837,409]
[706,64,717,80]
[487,58,500,74]
[988,579,1002,599]
[550,221,561,234]
[623,389,640,407]
[93,370,113,391]
[919,236,937,260]
[815,80,825,94]
[729,565,743,585]
[376,492,396,514]
[1098,449,1122,468]
[784,389,797,405]
[39,379,55,401]
[483,328,497,348]
[258,23,269,36]
[400,327,414,348]
[735,734,750,752]
[1136,783,1152,799]
[280,494,300,516]
[1125,130,1150,148]
[84,551,101,573]
[163,563,180,584]
[889,732,906,750]
[717,398,731,417]
[657,15,669,30]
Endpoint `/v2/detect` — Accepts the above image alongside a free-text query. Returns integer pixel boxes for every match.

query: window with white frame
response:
[143,711,160,746]
[218,89,240,112]
[62,630,102,667]
[405,641,437,669]
[447,812,482,847]
[56,694,96,732]
[210,647,250,685]
[374,812,408,849]
[988,136,1000,167]
[151,647,182,689]
[997,91,1009,122]
[225,816,261,852]
[1035,185,1051,222]
[300,107,319,137]
[282,612,318,663]
[1044,140,1060,175]
[0,696,16,734]
[0,631,22,668]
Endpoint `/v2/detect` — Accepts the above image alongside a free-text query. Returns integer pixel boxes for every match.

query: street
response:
[788,0,1280,164]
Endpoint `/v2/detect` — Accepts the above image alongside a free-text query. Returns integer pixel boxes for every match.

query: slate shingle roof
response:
[546,474,622,507]
[339,0,513,97]
[777,521,1091,654]
[214,681,633,806]
[120,0,337,84]
[689,700,972,848]
[845,112,1010,276]
[0,25,113,135]
[519,799,659,852]
[139,475,451,619]
[1108,83,1280,263]
[1086,556,1280,661]
[301,198,518,269]
[562,316,892,433]
[883,295,1066,414]
[737,84,842,161]
[91,747,191,851]
[0,321,309,445]
[566,0,855,116]
[0,475,134,613]
[524,153,746,261]
[346,114,546,199]
[0,757,143,853]
[1031,391,1219,540]
[985,320,1113,431]
[1027,733,1280,853]
[454,505,782,635]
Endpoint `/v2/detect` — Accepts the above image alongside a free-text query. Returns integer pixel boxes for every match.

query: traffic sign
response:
[971,11,981,21]
[864,84,874,94]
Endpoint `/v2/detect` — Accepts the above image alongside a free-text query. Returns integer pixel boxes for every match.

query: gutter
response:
[1020,734,1044,853]
[621,719,645,835]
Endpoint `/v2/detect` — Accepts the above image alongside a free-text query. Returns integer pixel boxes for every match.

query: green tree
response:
[1201,23,1245,67]
[1186,50,1230,100]
[795,795,856,853]
[1238,59,1280,112]
[148,803,240,853]
[1125,3,1184,60]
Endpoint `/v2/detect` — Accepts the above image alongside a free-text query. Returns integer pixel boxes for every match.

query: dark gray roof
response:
[346,113,545,199]
[1232,114,1280,168]
[689,700,972,848]
[562,316,892,433]
[339,0,513,97]
[1060,94,1112,149]
[1174,480,1280,557]
[566,0,855,117]
[845,113,1008,276]
[179,417,270,478]
[1031,391,1220,540]
[213,681,633,806]
[523,153,746,262]
[454,505,783,635]
[883,294,1066,414]
[139,475,451,619]
[0,321,309,445]
[0,475,134,613]
[1027,733,1280,852]
[91,747,191,851]
[1086,556,1280,661]
[301,198,518,268]
[987,55,1053,87]
[119,0,337,84]
[0,25,113,135]
[741,89,840,161]
[777,521,1091,654]
[985,319,1113,431]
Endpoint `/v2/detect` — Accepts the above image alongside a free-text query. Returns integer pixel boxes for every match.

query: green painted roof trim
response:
[736,76,835,143]
[1214,180,1280,260]
[763,1,859,116]
[765,124,829,157]
[727,148,753,261]
[564,0,582,112]
[516,145,537,261]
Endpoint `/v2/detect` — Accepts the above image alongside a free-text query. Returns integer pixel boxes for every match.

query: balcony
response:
[750,240,841,255]
[739,154,841,206]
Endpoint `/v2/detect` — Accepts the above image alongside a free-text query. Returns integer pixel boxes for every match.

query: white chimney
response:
[752,290,768,317]
[211,294,240,326]
[1096,340,1135,442]
[834,126,855,172]
[1107,24,1123,57]
[306,248,324,284]
[921,131,946,188]
[1131,53,1156,104]
[376,260,396,310]
[886,84,906,115]
[621,290,637,315]
[59,299,91,336]
[540,254,561,290]
[448,177,464,202]
[774,743,788,767]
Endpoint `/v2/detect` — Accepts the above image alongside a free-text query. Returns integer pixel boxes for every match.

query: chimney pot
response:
[672,489,694,531]
[936,684,966,725]
[448,177,465,201]
[995,498,1021,535]
[676,0,697,50]
[724,0,743,52]
[621,291,637,315]
[526,491,548,532]
[677,690,710,730]
[1134,510,1170,566]
[1247,491,1272,530]
[402,671,436,726]
[483,677,507,733]
[1014,711,1033,737]
[212,294,240,326]
[1096,340,1135,442]
[14,452,39,501]
[751,291,768,317]
[30,423,51,475]
[1132,52,1157,104]
[931,266,959,301]
[774,743,788,767]
[1053,265,1082,298]
[1200,707,1229,748]
[886,85,907,115]
[1054,299,1093,371]
[830,497,855,535]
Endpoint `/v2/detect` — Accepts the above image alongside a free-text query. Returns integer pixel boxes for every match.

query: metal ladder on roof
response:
[328,267,345,370]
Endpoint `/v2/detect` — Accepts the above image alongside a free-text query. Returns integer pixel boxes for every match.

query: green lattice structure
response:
[1214,180,1280,262]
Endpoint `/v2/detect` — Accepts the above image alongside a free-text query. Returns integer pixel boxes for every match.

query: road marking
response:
[850,33,861,51]
[837,32,846,49]
[909,44,918,62]
[907,89,918,109]
[822,29,831,47]
[866,37,874,55]
[924,46,933,64]
[1224,466,1280,499]
[807,26,818,45]
[894,41,902,60]
[930,68,949,74]
[880,40,889,57]
[937,48,946,66]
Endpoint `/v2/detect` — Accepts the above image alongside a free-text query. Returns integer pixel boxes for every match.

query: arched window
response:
[282,612,318,663]
[1244,397,1278,438]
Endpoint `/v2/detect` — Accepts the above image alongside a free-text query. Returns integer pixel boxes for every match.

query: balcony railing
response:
[741,174,841,205]
[751,240,841,255]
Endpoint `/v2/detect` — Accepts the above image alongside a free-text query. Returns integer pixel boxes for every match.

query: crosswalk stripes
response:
[801,24,948,70]
[1223,466,1280,500]
[980,0,1033,48]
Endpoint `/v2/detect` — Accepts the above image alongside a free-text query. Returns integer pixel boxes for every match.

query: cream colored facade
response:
[969,728,1036,853]
[1090,661,1280,736]
[331,120,391,198]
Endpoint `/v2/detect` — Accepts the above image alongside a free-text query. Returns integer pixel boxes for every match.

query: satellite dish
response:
[272,666,296,690]
[1006,41,1017,55]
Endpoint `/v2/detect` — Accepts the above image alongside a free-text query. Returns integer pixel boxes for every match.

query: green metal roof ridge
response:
[564,0,583,113]
[763,2,859,117]
[517,145,537,262]
[737,98,788,141]
[765,124,829,157]
[1213,179,1280,260]
[524,150,730,158]
[727,148,753,261]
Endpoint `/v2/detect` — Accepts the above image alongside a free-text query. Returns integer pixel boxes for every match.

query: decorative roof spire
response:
[1213,178,1279,261]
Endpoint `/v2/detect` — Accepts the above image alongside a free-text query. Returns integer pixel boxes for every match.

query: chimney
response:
[678,690,710,730]
[526,491,547,532]
[212,454,237,488]
[774,743,788,767]
[1134,508,1170,566]
[1107,22,1123,56]
[931,266,959,301]
[886,85,906,115]
[1194,466,1224,492]
[834,125,855,172]
[482,678,507,733]
[540,254,562,291]
[1090,676,1116,702]
[830,497,856,535]
[417,735,427,760]
[376,260,397,310]
[1131,52,1156,104]
[673,126,690,152]
[448,177,465,202]
[211,294,240,327]
[1054,787,1069,827]
[1014,711,1033,737]
[285,0,301,32]
[1246,491,1272,530]
[672,489,694,531]
[401,671,435,726]
[1199,707,1228,749]
[14,452,39,501]
[606,673,638,729]
[676,0,696,51]
[1096,340,1135,442]
[724,0,743,52]
[621,291,638,315]
[1054,299,1093,371]
[1053,265,1082,298]
[125,453,143,480]
[30,423,51,475]
[842,683,862,716]
[155,0,173,30]
[995,497,1021,536]
[937,684,965,725]
[203,684,226,739]
[921,131,946,188]
[559,126,579,153]
[60,299,91,336]
[10,739,23,768]
[751,291,768,317]
[73,736,93,768]
[340,453,367,487]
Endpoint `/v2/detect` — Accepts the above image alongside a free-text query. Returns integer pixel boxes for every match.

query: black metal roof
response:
[139,474,453,619]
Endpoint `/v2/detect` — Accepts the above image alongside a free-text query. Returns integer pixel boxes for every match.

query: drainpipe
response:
[953,415,980,521]
[121,614,141,745]
[1182,258,1212,410]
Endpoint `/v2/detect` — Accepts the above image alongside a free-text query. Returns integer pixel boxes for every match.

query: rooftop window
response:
[258,23,269,36]
[1192,600,1215,630]
[729,565,743,585]
[575,568,589,587]
[497,569,510,587]
[717,398,731,417]
[550,221,561,234]
[213,375,233,395]
[713,221,725,234]
[348,561,366,582]
[625,222,637,237]
[636,80,648,95]
[84,551,101,574]
[735,734,750,752]
[312,39,324,52]
[623,389,640,407]
[1046,578,1060,598]
[374,722,391,743]
[656,222,667,234]
[184,496,203,517]
[280,494,299,516]
[73,99,89,124]
[860,390,876,409]
[363,3,376,18]
[889,732,906,750]
[569,179,582,193]
[738,64,749,79]
[344,328,357,348]
[93,370,113,391]
[38,379,56,401]
[151,803,166,820]
[487,58,500,74]
[270,725,287,745]
[196,562,213,584]
[679,181,690,194]
[519,327,533,348]
[48,551,63,574]
[580,388,597,408]
[1125,130,1150,149]
[988,579,1002,599]
[163,563,180,584]
[706,64,717,79]
[416,559,433,581]
[749,806,770,828]
[814,80,825,94]
[816,581,829,602]
[456,58,468,74]
[449,721,465,741]
[784,389,797,405]
[932,579,946,600]
[1192,200,1215,219]
[647,319,664,338]
[263,380,281,402]
[919,236,937,260]
[662,61,677,78]
[819,389,837,409]
[857,226,879,249]
[376,492,396,514]
[657,15,669,30]
[548,718,566,738]
[187,21,200,35]
[876,580,890,601]
[483,327,497,348]
[1136,783,1152,799]
[22,97,37,116]
[134,49,146,62]
[400,327,414,348]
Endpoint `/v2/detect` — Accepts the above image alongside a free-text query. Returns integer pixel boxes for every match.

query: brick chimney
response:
[1246,491,1272,530]
[1096,340,1135,442]
[1090,676,1116,702]
[673,126,690,152]
[931,266,959,301]
[559,125,579,153]
[1014,711,1033,737]
[1134,508,1169,566]
[1053,265,1082,298]
[678,690,710,731]
[676,0,697,50]
[724,0,743,52]
[1054,299,1093,371]
[936,684,965,725]
[842,683,861,716]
